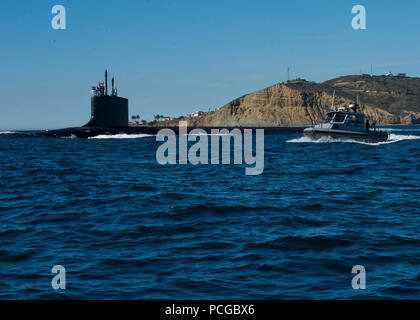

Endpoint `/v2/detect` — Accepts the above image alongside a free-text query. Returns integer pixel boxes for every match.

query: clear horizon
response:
[1,0,420,130]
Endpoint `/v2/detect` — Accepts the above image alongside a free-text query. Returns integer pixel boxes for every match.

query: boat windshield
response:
[324,113,334,123]
[332,113,346,123]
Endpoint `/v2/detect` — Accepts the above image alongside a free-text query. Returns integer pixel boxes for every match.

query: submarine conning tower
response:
[84,70,128,128]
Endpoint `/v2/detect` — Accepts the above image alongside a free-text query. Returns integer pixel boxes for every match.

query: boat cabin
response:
[315,104,367,132]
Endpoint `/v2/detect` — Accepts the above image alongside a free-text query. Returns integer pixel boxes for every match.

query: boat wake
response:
[88,133,154,139]
[0,131,18,135]
[381,128,420,132]
[287,133,420,145]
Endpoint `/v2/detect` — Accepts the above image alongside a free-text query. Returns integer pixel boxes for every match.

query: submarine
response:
[40,70,303,138]
[40,70,161,138]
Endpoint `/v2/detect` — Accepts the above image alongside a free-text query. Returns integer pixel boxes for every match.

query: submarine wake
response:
[0,131,37,137]
[88,133,154,139]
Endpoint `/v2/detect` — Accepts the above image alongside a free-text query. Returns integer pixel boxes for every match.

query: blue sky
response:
[1,0,420,129]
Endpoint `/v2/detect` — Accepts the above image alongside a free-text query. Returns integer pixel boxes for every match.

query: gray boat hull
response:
[303,127,389,143]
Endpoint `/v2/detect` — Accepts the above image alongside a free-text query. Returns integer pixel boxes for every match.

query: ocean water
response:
[0,127,419,299]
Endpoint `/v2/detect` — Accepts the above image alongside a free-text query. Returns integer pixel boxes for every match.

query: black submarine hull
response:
[39,126,303,138]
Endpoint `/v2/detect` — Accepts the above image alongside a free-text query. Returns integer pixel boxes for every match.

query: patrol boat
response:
[303,102,389,143]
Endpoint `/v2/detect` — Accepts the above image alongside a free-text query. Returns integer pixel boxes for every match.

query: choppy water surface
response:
[0,127,419,299]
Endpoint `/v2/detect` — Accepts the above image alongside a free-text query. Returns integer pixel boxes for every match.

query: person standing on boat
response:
[365,119,371,132]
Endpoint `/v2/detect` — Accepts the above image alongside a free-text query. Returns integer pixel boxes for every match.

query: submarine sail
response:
[84,70,128,128]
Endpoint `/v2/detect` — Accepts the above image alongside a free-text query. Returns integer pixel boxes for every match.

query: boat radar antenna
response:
[349,94,360,113]
[112,77,115,96]
[332,90,336,111]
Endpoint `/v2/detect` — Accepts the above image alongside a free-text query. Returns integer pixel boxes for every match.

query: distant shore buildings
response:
[386,72,407,77]
[187,111,205,118]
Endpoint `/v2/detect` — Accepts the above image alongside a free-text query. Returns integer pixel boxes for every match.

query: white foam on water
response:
[0,131,17,135]
[287,136,338,143]
[382,128,420,132]
[287,133,420,146]
[88,133,154,139]
[359,133,420,145]
[61,134,77,139]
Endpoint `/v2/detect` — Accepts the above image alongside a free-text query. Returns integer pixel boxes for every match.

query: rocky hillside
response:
[161,74,420,127]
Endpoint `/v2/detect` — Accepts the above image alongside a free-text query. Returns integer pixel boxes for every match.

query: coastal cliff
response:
[156,74,420,127]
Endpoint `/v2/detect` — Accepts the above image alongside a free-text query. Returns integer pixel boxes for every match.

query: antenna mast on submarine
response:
[105,69,108,96]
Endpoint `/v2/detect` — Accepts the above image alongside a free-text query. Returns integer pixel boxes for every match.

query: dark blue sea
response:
[0,127,419,299]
